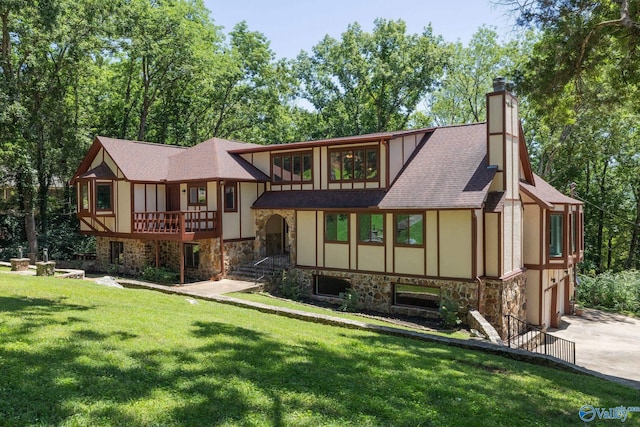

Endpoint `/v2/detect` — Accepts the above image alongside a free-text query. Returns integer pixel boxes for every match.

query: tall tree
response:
[295,19,447,138]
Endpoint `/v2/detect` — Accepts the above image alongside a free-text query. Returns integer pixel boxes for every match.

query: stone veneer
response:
[224,240,257,273]
[95,236,223,281]
[254,209,296,264]
[292,267,526,339]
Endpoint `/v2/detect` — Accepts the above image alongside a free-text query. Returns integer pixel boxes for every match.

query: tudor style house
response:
[71,80,583,336]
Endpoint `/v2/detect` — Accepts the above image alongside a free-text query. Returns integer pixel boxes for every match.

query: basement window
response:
[393,284,440,309]
[185,244,200,268]
[314,275,350,297]
[110,241,123,265]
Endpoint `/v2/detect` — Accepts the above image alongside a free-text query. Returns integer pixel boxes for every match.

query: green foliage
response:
[296,19,447,138]
[141,266,179,285]
[439,297,462,328]
[269,269,307,301]
[1,275,637,426]
[338,288,359,312]
[577,270,640,314]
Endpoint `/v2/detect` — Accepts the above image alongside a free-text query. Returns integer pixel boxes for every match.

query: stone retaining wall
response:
[224,240,256,273]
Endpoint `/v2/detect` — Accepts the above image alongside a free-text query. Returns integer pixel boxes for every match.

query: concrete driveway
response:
[550,308,640,389]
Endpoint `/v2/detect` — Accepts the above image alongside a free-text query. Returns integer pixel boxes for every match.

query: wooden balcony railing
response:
[132,211,217,236]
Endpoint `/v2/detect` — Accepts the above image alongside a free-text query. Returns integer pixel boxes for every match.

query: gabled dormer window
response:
[329,146,378,182]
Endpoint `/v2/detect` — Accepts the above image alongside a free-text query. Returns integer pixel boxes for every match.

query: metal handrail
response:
[504,314,575,364]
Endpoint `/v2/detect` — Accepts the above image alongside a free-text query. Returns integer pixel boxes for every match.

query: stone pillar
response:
[10,258,31,271]
[36,261,56,276]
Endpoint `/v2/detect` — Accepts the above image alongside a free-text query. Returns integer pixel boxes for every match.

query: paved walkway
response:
[550,308,640,389]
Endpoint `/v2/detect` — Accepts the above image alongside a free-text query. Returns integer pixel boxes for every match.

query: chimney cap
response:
[493,77,506,92]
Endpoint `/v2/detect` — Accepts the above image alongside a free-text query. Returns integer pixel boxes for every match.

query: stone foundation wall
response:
[96,236,222,281]
[224,239,257,273]
[481,272,527,338]
[95,236,154,276]
[293,268,479,319]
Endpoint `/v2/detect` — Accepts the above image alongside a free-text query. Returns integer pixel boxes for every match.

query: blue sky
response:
[202,0,516,59]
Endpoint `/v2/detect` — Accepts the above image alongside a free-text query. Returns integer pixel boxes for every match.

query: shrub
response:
[338,288,358,312]
[577,270,640,314]
[141,266,180,285]
[269,269,307,301]
[439,297,461,328]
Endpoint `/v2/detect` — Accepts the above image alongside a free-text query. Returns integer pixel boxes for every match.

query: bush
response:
[338,288,358,312]
[439,297,461,328]
[269,269,306,301]
[141,266,180,285]
[577,270,640,314]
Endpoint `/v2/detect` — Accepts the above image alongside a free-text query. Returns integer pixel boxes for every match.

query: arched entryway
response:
[265,214,289,256]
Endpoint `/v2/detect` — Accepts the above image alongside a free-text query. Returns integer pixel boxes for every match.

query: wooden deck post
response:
[179,241,184,285]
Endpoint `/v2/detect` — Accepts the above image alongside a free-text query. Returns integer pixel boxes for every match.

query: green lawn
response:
[1,275,638,426]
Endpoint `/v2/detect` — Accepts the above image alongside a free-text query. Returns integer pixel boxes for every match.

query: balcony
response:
[132,211,218,240]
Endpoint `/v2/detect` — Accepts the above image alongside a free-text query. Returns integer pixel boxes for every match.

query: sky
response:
[201,0,516,59]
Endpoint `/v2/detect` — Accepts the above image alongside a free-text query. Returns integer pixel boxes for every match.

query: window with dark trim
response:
[329,146,378,182]
[550,213,563,257]
[188,184,207,206]
[314,275,350,296]
[358,213,384,244]
[395,213,424,246]
[224,182,237,212]
[325,213,349,242]
[272,151,312,183]
[96,182,113,211]
[110,241,123,265]
[185,243,200,268]
[571,211,577,254]
[80,181,89,211]
[393,284,440,309]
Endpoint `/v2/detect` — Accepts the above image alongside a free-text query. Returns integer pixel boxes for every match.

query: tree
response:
[295,19,448,138]
[428,26,526,126]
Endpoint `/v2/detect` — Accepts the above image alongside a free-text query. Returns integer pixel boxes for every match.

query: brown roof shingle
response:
[167,138,268,182]
[379,123,496,209]
[253,190,386,209]
[520,174,582,206]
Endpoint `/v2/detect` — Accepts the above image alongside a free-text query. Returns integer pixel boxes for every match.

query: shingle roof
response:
[253,190,386,209]
[379,123,496,209]
[95,136,267,183]
[166,138,268,182]
[520,174,582,206]
[97,136,186,182]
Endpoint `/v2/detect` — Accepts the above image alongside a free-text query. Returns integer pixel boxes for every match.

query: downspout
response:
[476,276,483,313]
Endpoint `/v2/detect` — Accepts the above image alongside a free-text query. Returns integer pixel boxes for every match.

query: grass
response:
[1,275,639,426]
[227,291,468,339]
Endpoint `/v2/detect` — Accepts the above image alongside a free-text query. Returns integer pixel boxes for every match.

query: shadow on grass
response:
[0,301,637,425]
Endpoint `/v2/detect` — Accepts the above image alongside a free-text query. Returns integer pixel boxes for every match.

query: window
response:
[185,244,200,268]
[395,213,424,246]
[325,213,349,242]
[224,182,237,212]
[96,182,113,210]
[80,182,89,210]
[394,284,440,309]
[314,275,350,296]
[550,213,563,257]
[272,152,312,183]
[329,146,378,182]
[110,241,123,265]
[188,184,206,205]
[358,213,384,244]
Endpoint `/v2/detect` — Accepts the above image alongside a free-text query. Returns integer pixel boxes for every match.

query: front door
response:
[166,184,180,211]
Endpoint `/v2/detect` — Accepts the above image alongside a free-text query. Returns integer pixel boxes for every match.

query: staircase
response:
[227,254,290,284]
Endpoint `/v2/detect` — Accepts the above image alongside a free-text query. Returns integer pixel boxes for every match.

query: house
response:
[71,80,583,336]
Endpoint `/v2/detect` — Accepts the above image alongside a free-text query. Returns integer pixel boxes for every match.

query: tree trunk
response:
[626,193,640,269]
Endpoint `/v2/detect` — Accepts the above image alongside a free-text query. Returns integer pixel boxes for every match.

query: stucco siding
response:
[296,211,316,266]
[439,210,472,278]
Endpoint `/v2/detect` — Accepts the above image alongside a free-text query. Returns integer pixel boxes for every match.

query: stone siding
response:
[480,272,527,338]
[95,236,153,275]
[224,240,257,273]
[254,209,296,265]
